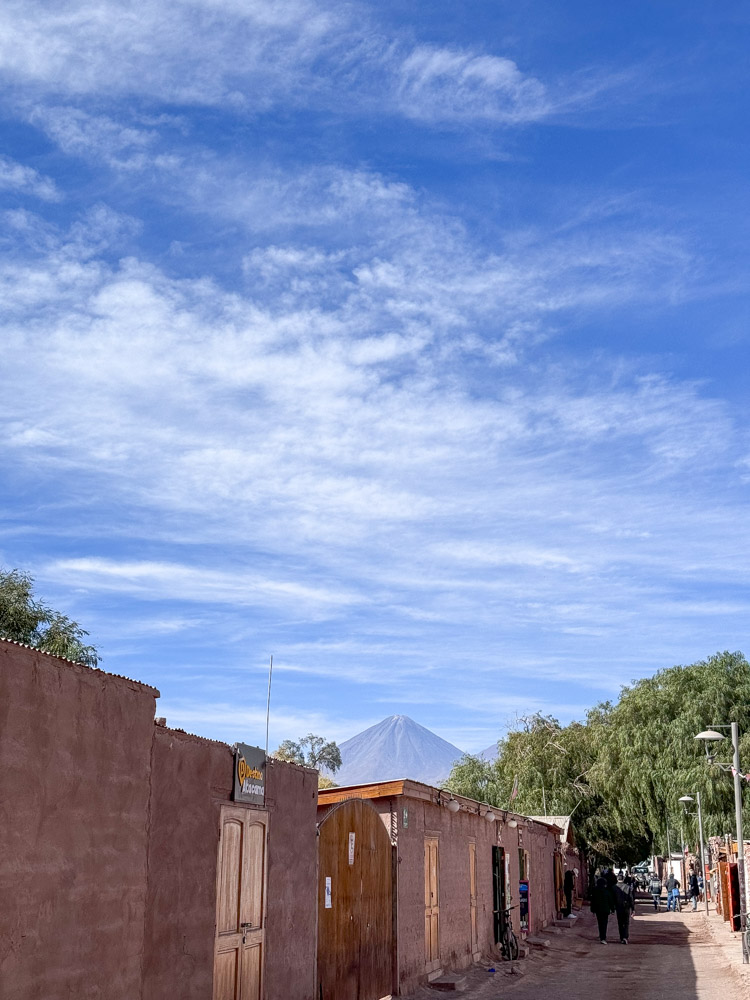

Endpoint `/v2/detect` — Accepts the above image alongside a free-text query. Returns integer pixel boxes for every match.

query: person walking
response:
[688,869,700,911]
[563,868,575,917]
[649,872,663,911]
[614,874,635,944]
[590,875,615,944]
[665,873,681,911]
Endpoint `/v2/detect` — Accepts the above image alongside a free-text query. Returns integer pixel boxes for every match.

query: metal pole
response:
[696,791,709,915]
[731,722,748,963]
[265,654,273,756]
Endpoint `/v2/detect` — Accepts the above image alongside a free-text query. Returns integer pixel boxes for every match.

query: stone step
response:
[429,972,468,992]
[525,934,551,948]
[542,925,562,934]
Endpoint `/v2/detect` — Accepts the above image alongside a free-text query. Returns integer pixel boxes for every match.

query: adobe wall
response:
[318,791,563,996]
[0,641,158,1000]
[392,797,523,996]
[142,732,319,1000]
[0,639,319,1000]
[141,726,233,1000]
[523,821,558,931]
[564,845,587,903]
[264,758,319,1000]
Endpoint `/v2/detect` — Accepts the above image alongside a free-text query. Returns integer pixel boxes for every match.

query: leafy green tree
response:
[446,652,750,867]
[274,733,342,773]
[0,568,99,667]
[589,651,750,853]
[444,754,504,804]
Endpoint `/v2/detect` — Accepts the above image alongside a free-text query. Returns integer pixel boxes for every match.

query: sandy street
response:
[414,905,748,1000]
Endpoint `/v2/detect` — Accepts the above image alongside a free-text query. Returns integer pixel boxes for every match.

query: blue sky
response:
[1,1,749,753]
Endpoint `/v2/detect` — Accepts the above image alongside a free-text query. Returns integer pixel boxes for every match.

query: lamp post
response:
[678,793,708,914]
[695,725,748,964]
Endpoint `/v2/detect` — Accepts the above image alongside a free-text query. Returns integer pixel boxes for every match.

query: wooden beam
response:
[317,780,408,805]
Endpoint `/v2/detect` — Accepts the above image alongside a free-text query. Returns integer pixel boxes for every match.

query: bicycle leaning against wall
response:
[499,904,520,962]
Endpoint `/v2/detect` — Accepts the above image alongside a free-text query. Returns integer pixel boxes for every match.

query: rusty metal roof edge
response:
[317,776,540,826]
[0,637,160,695]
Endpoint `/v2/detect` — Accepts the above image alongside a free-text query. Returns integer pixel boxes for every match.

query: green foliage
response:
[444,754,505,804]
[0,568,99,667]
[274,733,343,773]
[590,651,750,853]
[446,652,750,865]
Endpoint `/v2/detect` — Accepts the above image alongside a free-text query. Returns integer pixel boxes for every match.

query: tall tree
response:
[447,653,750,864]
[0,568,99,667]
[589,651,750,853]
[274,733,343,774]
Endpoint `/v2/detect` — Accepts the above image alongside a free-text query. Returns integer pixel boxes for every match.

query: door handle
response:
[240,921,253,943]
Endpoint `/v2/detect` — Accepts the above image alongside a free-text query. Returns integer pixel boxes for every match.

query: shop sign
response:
[233,743,266,805]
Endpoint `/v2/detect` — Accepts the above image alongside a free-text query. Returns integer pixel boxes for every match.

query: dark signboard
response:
[233,743,266,805]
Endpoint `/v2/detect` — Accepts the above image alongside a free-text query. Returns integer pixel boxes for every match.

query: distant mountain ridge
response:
[331,715,465,787]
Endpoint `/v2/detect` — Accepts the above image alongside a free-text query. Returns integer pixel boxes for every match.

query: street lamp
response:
[678,793,708,915]
[695,725,748,964]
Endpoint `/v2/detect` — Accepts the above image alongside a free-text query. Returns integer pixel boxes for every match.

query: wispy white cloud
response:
[0,3,746,751]
[0,0,664,135]
[45,557,363,613]
[0,0,339,107]
[395,45,548,124]
[0,155,61,201]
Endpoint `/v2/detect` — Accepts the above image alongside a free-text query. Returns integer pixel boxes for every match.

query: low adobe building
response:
[0,638,318,1000]
[317,779,567,997]
[528,814,588,912]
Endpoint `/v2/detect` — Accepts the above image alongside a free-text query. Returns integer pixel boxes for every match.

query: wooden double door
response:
[213,806,268,1000]
[317,799,393,1000]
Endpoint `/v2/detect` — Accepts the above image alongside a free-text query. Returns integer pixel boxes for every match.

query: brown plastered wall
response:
[523,823,558,932]
[141,726,234,1000]
[386,796,523,996]
[141,734,319,1000]
[264,758,318,1000]
[564,845,587,902]
[0,641,158,1000]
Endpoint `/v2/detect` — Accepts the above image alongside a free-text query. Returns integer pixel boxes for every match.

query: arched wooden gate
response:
[317,799,393,1000]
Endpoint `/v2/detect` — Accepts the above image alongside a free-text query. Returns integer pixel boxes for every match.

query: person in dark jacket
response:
[564,868,575,916]
[688,870,700,910]
[614,874,635,943]
[648,873,662,911]
[590,876,615,944]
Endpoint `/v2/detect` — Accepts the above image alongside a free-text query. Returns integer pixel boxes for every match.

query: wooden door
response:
[424,837,440,973]
[468,842,478,956]
[317,798,393,1000]
[213,806,267,1000]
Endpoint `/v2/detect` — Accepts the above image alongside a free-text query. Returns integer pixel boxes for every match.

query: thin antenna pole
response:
[265,654,273,756]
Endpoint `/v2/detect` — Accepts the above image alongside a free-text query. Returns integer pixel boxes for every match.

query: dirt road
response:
[413,905,747,1000]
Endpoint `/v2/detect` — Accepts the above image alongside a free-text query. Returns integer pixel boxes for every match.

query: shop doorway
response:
[468,842,479,958]
[424,837,441,974]
[317,798,393,1000]
[213,806,267,1000]
[492,846,507,945]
